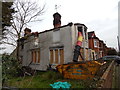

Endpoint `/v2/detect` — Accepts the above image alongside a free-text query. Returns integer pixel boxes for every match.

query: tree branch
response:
[2,41,17,47]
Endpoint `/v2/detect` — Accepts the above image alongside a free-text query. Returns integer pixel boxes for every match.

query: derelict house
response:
[19,12,91,71]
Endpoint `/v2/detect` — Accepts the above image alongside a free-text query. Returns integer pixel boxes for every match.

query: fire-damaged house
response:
[18,12,95,71]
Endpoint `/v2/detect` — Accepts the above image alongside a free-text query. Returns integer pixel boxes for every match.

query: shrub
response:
[2,53,22,85]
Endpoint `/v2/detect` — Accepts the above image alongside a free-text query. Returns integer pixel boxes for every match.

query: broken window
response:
[34,37,39,47]
[78,26,88,40]
[78,26,83,33]
[84,30,87,40]
[31,49,40,64]
[49,47,64,64]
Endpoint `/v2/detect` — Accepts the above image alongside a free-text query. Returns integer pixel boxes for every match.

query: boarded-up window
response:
[50,48,64,64]
[86,49,89,60]
[60,49,64,64]
[79,48,84,61]
[31,49,40,64]
[55,49,59,63]
[50,50,54,64]
[38,51,40,63]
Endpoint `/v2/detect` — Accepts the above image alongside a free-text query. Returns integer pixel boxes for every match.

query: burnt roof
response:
[88,31,95,39]
[24,28,31,32]
[38,22,87,34]
[88,31,100,40]
[74,23,88,29]
[20,22,88,39]
[38,23,73,34]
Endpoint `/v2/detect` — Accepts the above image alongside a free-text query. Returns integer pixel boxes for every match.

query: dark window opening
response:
[78,27,82,33]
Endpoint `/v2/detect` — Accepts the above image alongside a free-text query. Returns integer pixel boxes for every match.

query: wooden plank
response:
[55,49,59,64]
[34,51,36,63]
[38,50,40,63]
[33,51,35,63]
[79,49,83,61]
[86,49,89,61]
[50,50,54,64]
[60,49,64,64]
[31,51,34,62]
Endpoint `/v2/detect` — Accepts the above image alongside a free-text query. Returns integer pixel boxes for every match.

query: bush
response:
[118,52,120,56]
[107,48,117,55]
[2,53,22,85]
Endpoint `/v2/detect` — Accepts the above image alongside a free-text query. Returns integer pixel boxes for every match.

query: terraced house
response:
[88,31,108,60]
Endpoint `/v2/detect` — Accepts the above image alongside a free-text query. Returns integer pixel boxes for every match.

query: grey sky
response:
[1,0,119,54]
[28,0,118,49]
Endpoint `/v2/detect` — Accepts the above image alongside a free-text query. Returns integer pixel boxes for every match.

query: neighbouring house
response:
[18,12,90,71]
[88,31,109,60]
[99,40,108,57]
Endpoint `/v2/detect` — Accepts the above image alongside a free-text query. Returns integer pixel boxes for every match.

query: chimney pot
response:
[53,12,61,28]
[24,28,31,36]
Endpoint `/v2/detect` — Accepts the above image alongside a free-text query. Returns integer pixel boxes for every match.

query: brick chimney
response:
[24,28,31,36]
[53,12,61,28]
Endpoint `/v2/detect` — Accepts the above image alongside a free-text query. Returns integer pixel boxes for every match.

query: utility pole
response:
[117,36,120,52]
[118,2,120,52]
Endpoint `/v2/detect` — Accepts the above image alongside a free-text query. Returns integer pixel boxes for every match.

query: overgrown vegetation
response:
[2,53,85,88]
[107,48,117,55]
[2,53,22,86]
[118,52,120,56]
[3,63,111,89]
[2,53,112,88]
[2,2,15,37]
[5,71,86,88]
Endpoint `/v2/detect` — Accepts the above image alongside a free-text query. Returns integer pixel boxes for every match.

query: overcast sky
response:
[29,0,119,48]
[1,0,119,54]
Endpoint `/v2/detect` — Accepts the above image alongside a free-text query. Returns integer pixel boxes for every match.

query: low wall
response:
[97,60,114,88]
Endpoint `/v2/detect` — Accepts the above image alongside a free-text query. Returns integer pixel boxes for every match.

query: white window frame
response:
[94,39,98,47]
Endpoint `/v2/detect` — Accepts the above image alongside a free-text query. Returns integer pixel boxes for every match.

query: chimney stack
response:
[24,28,31,36]
[53,12,61,28]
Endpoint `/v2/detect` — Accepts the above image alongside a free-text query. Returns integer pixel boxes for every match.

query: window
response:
[78,27,82,33]
[84,30,87,40]
[49,48,64,64]
[31,49,40,63]
[94,39,98,47]
[34,37,39,47]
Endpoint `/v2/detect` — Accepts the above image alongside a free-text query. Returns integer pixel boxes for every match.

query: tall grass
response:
[6,70,85,88]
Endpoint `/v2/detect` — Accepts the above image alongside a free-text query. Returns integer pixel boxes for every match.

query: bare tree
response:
[2,0,45,60]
